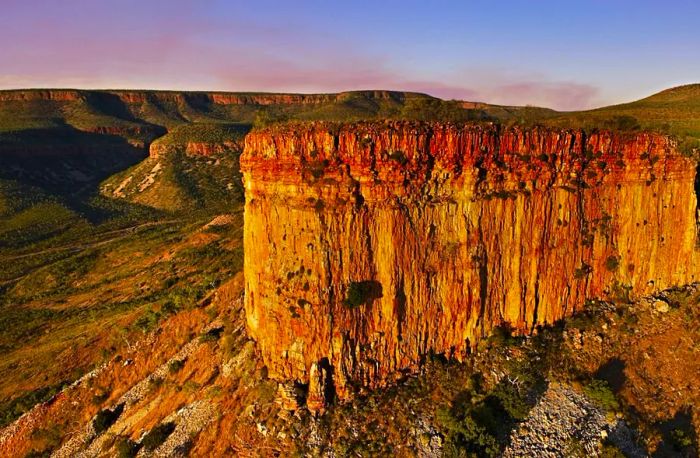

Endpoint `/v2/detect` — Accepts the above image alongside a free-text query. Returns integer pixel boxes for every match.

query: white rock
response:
[653,300,670,313]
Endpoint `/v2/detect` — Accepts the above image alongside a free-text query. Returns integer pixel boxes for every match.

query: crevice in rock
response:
[318,357,336,406]
[695,162,700,241]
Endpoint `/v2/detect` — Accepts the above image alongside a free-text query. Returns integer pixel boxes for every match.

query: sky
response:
[1,0,699,110]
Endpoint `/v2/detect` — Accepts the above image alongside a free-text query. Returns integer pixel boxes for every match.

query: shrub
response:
[93,403,124,434]
[115,436,140,458]
[168,359,185,374]
[302,159,329,181]
[603,115,640,131]
[487,324,520,348]
[574,263,593,279]
[27,425,62,456]
[670,428,694,450]
[436,398,502,457]
[135,307,162,333]
[583,379,619,411]
[490,384,531,421]
[600,442,626,458]
[397,98,481,123]
[0,382,67,428]
[678,136,700,158]
[604,256,620,272]
[199,326,223,343]
[91,390,110,405]
[148,377,164,391]
[141,422,176,451]
[386,150,408,165]
[610,281,632,303]
[343,281,382,308]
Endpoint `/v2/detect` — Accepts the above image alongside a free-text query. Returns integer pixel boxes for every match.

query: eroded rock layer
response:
[241,121,699,404]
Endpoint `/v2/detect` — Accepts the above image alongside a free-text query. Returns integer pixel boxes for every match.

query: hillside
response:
[0,89,495,243]
[544,84,700,155]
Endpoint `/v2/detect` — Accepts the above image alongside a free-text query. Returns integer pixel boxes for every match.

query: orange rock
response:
[241,121,699,408]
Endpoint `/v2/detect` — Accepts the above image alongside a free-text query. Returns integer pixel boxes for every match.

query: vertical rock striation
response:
[241,121,699,406]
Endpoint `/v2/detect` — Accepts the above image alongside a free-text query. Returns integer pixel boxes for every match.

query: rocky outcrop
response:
[0,89,420,107]
[149,141,241,159]
[241,121,700,407]
[0,90,83,102]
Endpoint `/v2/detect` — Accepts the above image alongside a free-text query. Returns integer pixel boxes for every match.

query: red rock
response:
[241,121,699,409]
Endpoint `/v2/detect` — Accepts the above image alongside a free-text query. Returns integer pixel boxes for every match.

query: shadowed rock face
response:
[241,121,699,406]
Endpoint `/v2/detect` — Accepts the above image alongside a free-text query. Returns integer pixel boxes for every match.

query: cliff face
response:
[0,89,414,106]
[241,121,699,408]
[149,140,241,159]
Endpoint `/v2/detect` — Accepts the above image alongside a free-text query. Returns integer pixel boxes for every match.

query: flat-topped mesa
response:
[0,89,416,106]
[241,121,699,410]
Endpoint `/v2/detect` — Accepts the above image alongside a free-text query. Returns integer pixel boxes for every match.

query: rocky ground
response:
[0,281,697,456]
[503,383,645,458]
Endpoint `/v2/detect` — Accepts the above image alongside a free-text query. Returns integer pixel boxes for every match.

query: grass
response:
[0,209,243,409]
[543,83,700,157]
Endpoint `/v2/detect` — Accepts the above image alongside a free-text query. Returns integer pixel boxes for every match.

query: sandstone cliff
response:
[241,121,699,408]
[0,89,417,107]
[149,140,241,159]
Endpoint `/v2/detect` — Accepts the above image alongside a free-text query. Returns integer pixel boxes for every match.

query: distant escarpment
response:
[241,121,699,410]
[0,89,418,107]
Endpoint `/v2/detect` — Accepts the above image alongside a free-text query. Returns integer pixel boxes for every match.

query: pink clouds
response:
[210,52,600,110]
[475,81,601,111]
[0,2,603,111]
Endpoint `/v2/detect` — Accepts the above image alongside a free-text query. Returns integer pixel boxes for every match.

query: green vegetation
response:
[168,359,185,374]
[605,255,620,272]
[141,422,176,451]
[199,327,223,343]
[436,395,502,457]
[25,425,63,457]
[484,324,522,348]
[574,263,593,279]
[0,383,67,428]
[386,150,408,164]
[397,98,484,122]
[93,404,124,434]
[115,436,140,458]
[343,281,381,308]
[0,211,242,419]
[301,159,329,181]
[543,84,700,158]
[670,428,694,450]
[582,379,620,411]
[153,122,248,146]
[437,325,547,457]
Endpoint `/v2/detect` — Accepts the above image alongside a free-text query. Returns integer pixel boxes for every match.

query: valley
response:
[0,86,698,457]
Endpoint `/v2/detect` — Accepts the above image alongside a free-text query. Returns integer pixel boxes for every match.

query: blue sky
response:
[1,0,699,110]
